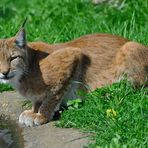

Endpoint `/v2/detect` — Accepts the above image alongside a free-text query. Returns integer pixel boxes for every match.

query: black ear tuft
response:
[21,17,28,28]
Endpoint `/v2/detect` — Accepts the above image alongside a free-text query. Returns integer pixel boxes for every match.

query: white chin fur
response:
[0,73,5,79]
[0,79,9,84]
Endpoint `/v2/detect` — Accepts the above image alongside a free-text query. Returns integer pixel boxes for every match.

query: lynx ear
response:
[15,28,26,47]
[15,18,27,47]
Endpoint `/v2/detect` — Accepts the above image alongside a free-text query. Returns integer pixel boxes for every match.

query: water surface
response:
[0,115,24,148]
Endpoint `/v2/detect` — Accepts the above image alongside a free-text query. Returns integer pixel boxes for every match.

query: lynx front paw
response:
[19,110,48,127]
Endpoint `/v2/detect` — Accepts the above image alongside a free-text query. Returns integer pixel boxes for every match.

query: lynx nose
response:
[2,70,10,77]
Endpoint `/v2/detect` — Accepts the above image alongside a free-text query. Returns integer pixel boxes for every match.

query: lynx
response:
[0,24,147,127]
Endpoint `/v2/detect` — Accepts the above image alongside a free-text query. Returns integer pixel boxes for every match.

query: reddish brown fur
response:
[0,29,147,126]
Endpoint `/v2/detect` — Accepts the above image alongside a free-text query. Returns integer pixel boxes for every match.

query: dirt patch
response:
[0,91,89,148]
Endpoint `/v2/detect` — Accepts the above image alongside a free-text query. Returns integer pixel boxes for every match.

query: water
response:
[0,115,24,148]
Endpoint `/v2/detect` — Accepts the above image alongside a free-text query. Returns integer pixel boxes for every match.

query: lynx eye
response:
[10,55,24,62]
[10,56,19,61]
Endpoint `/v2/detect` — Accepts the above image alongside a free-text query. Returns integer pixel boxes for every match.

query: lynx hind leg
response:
[115,41,148,87]
[36,48,89,123]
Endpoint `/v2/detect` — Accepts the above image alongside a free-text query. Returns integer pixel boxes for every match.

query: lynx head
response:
[0,26,28,84]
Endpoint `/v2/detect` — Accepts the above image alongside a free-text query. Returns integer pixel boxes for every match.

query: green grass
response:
[58,80,148,147]
[0,0,148,44]
[0,0,148,147]
[0,84,13,92]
